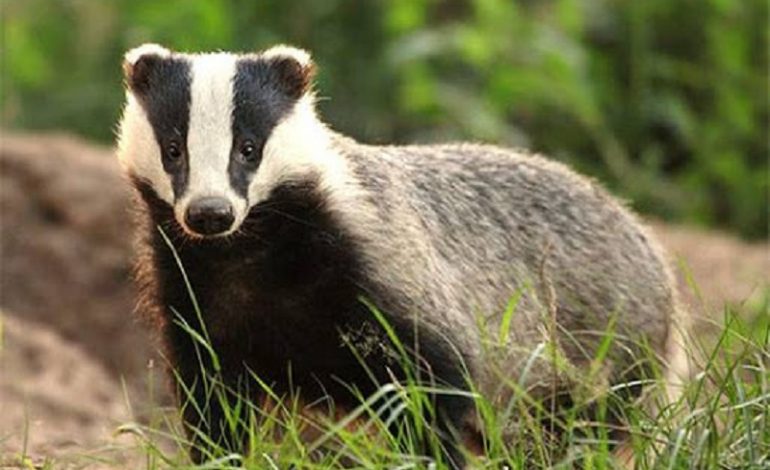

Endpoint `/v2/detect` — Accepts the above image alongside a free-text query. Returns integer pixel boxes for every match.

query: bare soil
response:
[0,131,766,466]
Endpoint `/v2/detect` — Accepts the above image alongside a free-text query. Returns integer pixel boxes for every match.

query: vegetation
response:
[17,290,770,469]
[17,224,770,469]
[115,231,765,470]
[2,0,767,238]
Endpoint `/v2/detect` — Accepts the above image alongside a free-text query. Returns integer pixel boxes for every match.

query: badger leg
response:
[168,327,254,463]
[379,381,470,470]
[375,323,473,470]
[177,366,260,463]
[431,394,472,470]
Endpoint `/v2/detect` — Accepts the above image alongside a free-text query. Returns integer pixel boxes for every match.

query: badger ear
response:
[262,45,316,99]
[123,43,172,94]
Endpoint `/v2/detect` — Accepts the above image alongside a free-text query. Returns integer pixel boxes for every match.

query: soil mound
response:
[0,132,152,381]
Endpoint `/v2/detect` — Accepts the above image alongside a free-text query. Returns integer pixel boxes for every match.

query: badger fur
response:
[117,44,679,468]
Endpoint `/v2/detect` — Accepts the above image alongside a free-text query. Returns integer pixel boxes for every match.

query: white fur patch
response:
[250,95,357,207]
[117,93,174,204]
[261,45,312,67]
[176,53,248,235]
[124,43,171,65]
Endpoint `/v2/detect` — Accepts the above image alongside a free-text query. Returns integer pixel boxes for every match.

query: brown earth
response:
[0,131,767,466]
[0,313,141,469]
[651,221,769,335]
[0,132,163,467]
[0,132,148,379]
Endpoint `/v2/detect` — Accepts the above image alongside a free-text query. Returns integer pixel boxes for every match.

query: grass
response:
[7,249,769,469]
[105,293,770,469]
[6,303,769,470]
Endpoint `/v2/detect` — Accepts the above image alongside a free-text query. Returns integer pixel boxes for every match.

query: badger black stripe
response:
[229,57,297,198]
[133,57,192,199]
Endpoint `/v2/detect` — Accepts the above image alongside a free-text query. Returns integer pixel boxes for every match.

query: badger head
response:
[117,43,329,238]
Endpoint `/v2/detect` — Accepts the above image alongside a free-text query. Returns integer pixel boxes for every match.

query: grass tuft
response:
[108,231,770,468]
[112,301,768,469]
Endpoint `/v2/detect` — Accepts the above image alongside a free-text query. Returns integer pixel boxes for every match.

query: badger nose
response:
[184,197,234,236]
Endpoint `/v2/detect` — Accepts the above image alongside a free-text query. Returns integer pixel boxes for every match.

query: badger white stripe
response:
[252,95,355,205]
[186,53,236,198]
[177,53,248,232]
[117,93,175,204]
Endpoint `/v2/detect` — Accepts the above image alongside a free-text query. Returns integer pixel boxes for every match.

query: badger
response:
[117,43,680,468]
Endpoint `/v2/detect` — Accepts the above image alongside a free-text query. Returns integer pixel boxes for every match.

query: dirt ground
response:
[0,131,767,467]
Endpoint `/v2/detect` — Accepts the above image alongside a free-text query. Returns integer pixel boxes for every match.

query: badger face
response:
[117,44,318,238]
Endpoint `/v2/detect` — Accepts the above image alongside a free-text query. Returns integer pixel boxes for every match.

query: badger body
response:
[118,44,677,467]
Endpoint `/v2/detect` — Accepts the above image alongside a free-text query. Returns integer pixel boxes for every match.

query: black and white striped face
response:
[117,44,318,238]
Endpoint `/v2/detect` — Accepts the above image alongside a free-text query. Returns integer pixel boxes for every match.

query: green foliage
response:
[2,0,767,238]
[74,296,770,469]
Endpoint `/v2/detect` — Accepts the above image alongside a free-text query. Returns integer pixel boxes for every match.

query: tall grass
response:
[113,240,769,469]
[116,305,768,469]
[9,296,765,469]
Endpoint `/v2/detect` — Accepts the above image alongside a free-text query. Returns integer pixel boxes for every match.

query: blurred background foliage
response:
[2,0,768,238]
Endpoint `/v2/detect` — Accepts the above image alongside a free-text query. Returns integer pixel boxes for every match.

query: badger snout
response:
[184,197,235,236]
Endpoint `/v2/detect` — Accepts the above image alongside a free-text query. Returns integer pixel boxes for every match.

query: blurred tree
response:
[1,0,767,238]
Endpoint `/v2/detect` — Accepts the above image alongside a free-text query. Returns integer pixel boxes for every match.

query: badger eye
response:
[166,142,183,161]
[238,141,259,164]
